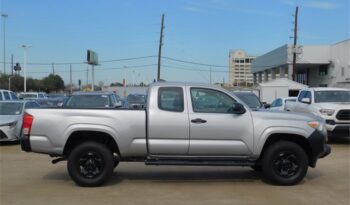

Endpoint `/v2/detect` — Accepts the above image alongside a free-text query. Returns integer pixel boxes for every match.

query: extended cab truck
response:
[287,88,350,138]
[20,82,331,186]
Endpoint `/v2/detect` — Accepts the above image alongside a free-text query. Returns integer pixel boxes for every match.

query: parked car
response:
[0,89,18,101]
[125,94,147,109]
[18,92,48,100]
[288,88,350,137]
[63,92,122,108]
[232,91,263,109]
[270,97,297,111]
[21,82,330,186]
[0,100,40,141]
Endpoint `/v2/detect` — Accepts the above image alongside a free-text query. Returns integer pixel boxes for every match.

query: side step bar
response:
[145,158,255,166]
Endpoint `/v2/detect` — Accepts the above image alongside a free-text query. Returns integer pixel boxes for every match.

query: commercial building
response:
[251,39,350,88]
[229,50,256,86]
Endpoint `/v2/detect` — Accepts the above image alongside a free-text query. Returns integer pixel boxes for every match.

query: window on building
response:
[319,84,328,87]
[234,59,239,63]
[245,59,250,63]
[240,59,244,63]
[319,65,328,76]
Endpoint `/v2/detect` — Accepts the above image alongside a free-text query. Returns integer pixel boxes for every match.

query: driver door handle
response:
[191,118,207,124]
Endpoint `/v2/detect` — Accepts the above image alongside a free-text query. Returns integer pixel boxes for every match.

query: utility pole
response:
[292,6,299,80]
[51,63,55,75]
[1,13,8,74]
[157,14,165,81]
[70,64,72,94]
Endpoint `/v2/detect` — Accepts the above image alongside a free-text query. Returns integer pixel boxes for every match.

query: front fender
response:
[254,126,310,156]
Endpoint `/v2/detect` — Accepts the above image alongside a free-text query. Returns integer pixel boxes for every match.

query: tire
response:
[67,141,114,187]
[261,141,308,185]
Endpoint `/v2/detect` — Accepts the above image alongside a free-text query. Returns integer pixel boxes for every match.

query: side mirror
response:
[231,102,246,114]
[301,98,311,104]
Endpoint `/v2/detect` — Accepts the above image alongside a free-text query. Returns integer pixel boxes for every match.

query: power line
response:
[162,56,227,68]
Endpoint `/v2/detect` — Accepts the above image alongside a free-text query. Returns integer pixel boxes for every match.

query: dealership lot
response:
[0,138,349,205]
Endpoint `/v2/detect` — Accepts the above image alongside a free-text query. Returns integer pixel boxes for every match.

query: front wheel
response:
[67,141,114,187]
[261,141,308,185]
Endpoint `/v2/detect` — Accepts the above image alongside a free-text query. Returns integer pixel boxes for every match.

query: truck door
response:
[187,87,254,156]
[147,86,190,155]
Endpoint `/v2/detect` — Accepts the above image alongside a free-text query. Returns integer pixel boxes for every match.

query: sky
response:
[0,0,349,86]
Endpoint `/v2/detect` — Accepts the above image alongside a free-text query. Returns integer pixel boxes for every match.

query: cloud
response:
[283,0,338,10]
[304,1,338,9]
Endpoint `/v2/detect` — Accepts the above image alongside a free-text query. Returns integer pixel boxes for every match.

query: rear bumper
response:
[308,130,331,167]
[20,134,31,152]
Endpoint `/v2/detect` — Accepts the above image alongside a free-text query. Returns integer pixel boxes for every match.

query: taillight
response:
[23,113,34,136]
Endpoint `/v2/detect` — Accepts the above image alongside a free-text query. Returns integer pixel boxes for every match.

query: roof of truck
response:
[308,87,350,91]
[151,81,221,88]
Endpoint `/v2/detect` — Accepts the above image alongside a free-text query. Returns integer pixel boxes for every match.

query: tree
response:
[41,74,65,92]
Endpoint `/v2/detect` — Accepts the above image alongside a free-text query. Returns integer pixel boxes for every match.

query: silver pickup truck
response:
[21,82,331,186]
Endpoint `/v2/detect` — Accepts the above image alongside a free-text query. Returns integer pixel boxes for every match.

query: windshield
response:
[234,93,262,109]
[0,102,24,115]
[65,95,111,108]
[314,91,350,103]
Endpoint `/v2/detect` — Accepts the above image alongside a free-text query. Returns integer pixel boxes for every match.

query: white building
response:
[251,39,350,88]
[229,50,256,86]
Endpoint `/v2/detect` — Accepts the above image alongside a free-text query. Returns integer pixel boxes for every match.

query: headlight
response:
[319,109,335,116]
[308,121,323,131]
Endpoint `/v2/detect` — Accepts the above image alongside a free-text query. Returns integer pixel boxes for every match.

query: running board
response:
[145,158,255,166]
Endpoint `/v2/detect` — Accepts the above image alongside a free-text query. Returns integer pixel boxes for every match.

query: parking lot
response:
[0,138,349,205]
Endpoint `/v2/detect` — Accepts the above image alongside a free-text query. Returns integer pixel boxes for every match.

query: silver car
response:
[0,101,40,141]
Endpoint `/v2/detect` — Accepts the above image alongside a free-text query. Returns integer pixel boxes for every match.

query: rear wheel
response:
[261,141,308,185]
[67,141,114,187]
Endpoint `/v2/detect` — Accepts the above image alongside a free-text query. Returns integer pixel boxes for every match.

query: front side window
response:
[298,91,306,102]
[158,87,184,112]
[191,88,235,113]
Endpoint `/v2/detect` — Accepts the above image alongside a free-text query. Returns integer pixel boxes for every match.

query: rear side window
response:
[158,87,184,112]
[3,92,10,100]
[0,92,3,100]
[10,92,18,100]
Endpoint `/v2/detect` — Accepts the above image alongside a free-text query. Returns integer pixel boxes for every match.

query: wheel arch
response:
[63,130,120,157]
[258,133,313,166]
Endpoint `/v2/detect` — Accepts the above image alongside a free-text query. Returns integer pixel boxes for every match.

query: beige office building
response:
[229,50,256,86]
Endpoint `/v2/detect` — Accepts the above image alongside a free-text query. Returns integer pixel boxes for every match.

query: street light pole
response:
[1,13,8,74]
[20,45,32,92]
[8,75,14,90]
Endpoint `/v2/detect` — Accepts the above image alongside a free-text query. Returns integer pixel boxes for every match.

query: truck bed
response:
[25,108,147,157]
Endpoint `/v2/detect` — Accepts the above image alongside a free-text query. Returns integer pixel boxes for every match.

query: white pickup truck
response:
[20,82,331,186]
[287,87,350,137]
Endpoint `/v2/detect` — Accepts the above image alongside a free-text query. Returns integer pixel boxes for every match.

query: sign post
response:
[87,49,99,91]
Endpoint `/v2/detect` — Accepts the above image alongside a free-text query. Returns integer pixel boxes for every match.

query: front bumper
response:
[0,127,19,142]
[308,130,331,167]
[327,125,350,137]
